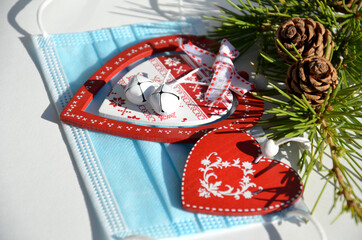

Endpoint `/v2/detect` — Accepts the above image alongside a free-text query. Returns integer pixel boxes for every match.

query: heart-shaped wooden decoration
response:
[60,35,264,143]
[181,126,303,216]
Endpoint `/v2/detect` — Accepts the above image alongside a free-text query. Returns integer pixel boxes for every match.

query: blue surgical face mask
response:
[30,9,315,240]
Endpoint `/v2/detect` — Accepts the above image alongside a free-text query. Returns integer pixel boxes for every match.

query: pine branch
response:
[322,119,362,221]
[207,0,362,222]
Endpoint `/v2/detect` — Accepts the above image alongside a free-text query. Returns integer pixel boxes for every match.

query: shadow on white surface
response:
[41,103,60,123]
[8,0,59,124]
[8,1,108,239]
[263,223,282,240]
[7,0,31,36]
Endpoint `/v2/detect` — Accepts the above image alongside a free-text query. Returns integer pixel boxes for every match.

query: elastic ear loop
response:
[37,0,55,37]
[285,210,328,240]
[37,0,186,35]
[178,0,185,20]
[255,137,327,240]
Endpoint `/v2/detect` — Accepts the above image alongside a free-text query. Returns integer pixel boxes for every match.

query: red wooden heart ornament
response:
[60,35,264,143]
[181,126,303,216]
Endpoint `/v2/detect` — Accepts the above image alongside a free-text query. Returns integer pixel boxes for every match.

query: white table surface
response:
[1,0,361,239]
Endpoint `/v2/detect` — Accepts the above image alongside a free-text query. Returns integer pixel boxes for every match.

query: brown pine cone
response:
[276,18,334,64]
[328,0,361,13]
[286,57,338,106]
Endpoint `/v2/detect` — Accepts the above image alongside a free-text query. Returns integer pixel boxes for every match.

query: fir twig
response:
[206,0,362,222]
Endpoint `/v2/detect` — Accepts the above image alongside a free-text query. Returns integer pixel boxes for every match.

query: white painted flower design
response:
[201,158,211,166]
[242,161,253,170]
[241,175,251,184]
[198,152,262,200]
[243,190,252,199]
[198,188,211,198]
[221,161,230,168]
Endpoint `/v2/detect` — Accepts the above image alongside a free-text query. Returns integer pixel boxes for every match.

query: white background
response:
[0,0,361,239]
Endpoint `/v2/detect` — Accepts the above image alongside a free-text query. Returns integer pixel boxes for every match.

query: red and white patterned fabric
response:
[180,39,255,101]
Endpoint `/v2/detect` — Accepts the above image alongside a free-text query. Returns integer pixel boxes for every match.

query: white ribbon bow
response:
[180,39,255,101]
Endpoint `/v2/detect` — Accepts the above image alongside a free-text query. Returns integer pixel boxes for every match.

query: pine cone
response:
[276,18,334,64]
[328,0,361,13]
[286,57,338,106]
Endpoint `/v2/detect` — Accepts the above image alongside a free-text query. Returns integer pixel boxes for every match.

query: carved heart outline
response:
[181,126,303,216]
[60,35,264,143]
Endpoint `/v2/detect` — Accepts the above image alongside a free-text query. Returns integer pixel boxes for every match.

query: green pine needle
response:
[206,0,362,222]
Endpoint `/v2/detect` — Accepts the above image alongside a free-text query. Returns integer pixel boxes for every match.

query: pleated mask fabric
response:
[31,19,305,240]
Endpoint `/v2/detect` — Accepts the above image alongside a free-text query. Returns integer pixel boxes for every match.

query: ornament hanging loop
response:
[254,137,311,163]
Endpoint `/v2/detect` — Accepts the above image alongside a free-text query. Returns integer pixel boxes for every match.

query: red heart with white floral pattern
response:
[181,126,303,216]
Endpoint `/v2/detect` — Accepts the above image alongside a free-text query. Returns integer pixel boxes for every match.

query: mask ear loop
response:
[178,0,185,21]
[254,137,327,239]
[285,210,328,240]
[37,0,186,35]
[37,0,54,37]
